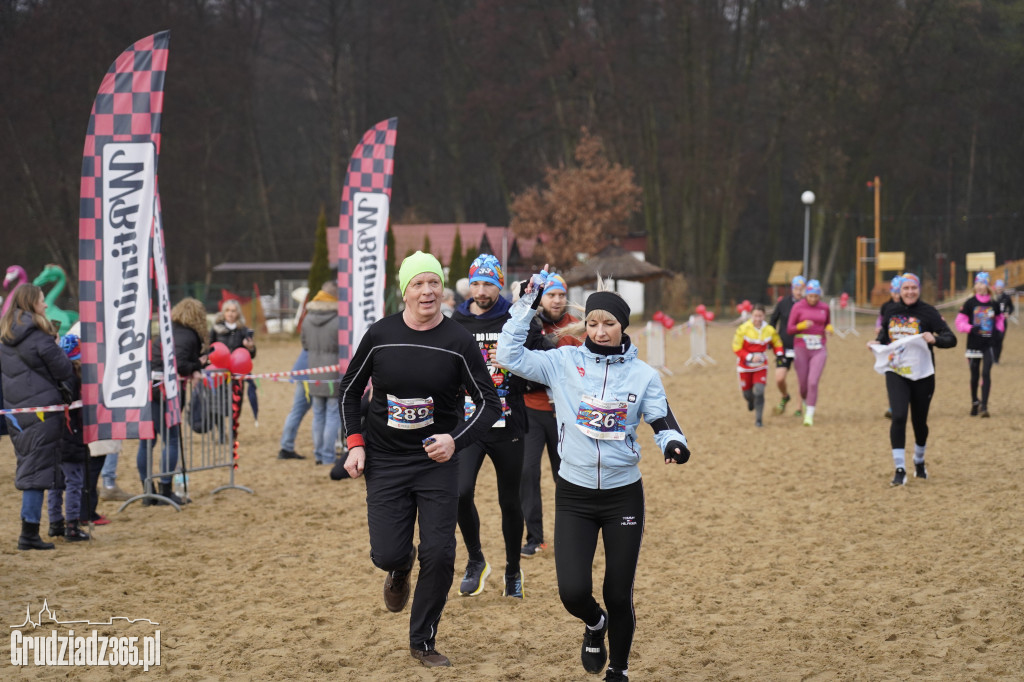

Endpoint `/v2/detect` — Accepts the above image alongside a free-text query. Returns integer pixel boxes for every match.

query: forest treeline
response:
[1,0,1022,306]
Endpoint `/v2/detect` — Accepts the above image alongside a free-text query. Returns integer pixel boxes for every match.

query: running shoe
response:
[914,461,928,480]
[383,548,416,613]
[884,408,892,419]
[970,401,979,416]
[803,413,813,427]
[503,569,524,599]
[604,669,628,681]
[980,406,991,418]
[793,409,802,418]
[521,541,546,557]
[459,559,490,596]
[410,647,451,667]
[774,395,790,415]
[745,394,754,411]
[755,419,763,428]
[890,467,907,487]
[581,609,608,673]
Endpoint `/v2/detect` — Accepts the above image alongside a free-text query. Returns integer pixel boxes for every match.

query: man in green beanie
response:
[338,250,501,668]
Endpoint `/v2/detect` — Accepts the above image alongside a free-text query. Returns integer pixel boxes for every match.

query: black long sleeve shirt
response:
[338,312,501,458]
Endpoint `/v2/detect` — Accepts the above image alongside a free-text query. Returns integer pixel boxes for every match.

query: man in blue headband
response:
[520,271,582,557]
[768,275,806,417]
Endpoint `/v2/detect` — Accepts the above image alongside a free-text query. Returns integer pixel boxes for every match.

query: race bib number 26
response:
[387,395,434,430]
[575,396,628,441]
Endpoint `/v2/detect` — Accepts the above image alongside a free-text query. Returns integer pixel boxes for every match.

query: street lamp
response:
[801,190,815,279]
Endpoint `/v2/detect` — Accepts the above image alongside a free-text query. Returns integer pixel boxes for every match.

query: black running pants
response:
[521,408,562,545]
[968,349,994,406]
[555,478,645,672]
[365,452,458,650]
[886,372,935,449]
[457,437,524,576]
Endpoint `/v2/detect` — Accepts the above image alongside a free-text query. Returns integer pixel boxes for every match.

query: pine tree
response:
[449,229,465,281]
[307,206,332,297]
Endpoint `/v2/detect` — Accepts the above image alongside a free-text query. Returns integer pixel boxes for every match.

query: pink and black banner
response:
[78,31,171,442]
[336,118,398,371]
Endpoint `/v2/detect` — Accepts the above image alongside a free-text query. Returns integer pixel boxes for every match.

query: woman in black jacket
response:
[136,297,208,505]
[0,285,75,549]
[873,273,957,486]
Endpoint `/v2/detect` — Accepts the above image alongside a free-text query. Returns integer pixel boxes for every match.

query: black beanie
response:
[585,292,631,330]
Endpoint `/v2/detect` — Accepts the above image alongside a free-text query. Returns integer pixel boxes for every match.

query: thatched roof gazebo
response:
[560,244,671,288]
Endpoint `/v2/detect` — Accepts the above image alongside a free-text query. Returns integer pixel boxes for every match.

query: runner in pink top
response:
[786,279,833,426]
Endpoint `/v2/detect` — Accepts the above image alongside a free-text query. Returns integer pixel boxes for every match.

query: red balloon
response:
[663,317,675,330]
[742,299,751,309]
[229,347,253,375]
[209,342,231,369]
[704,311,716,321]
[840,300,848,309]
[840,292,850,301]
[695,304,706,314]
[653,310,665,322]
[735,303,743,313]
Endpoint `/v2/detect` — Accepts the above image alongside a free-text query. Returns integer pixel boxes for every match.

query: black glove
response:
[664,440,690,464]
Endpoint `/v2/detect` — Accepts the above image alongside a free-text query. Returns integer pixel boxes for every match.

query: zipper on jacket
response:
[596,361,612,489]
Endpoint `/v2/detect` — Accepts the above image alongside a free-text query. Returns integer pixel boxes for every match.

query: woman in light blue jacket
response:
[498,278,689,682]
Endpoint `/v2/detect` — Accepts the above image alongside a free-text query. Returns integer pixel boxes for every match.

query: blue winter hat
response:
[468,254,504,288]
[542,273,567,293]
[60,334,81,361]
[889,275,902,294]
[791,275,806,288]
[975,271,990,286]
[805,279,822,296]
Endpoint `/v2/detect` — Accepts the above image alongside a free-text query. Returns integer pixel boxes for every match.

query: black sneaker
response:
[890,467,907,487]
[521,541,546,557]
[581,609,608,673]
[410,647,451,667]
[48,520,65,538]
[503,569,524,599]
[605,668,629,681]
[745,394,754,411]
[980,406,991,418]
[277,449,306,460]
[914,461,928,480]
[65,522,91,542]
[970,401,980,416]
[459,559,490,596]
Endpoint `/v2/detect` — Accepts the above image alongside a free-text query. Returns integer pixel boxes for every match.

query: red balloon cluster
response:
[839,292,850,309]
[208,341,253,375]
[694,304,715,322]
[652,310,675,330]
[735,299,753,314]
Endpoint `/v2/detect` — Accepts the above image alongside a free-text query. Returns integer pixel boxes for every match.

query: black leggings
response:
[457,437,524,575]
[886,372,934,449]
[555,478,644,672]
[968,349,994,406]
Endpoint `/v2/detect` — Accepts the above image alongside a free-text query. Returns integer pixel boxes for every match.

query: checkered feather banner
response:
[78,31,170,442]
[336,118,398,372]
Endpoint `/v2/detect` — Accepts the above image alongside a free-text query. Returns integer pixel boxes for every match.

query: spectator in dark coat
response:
[209,298,256,357]
[136,297,208,506]
[0,284,75,550]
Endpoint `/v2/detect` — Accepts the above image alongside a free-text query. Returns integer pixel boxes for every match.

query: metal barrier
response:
[829,298,859,338]
[122,370,253,511]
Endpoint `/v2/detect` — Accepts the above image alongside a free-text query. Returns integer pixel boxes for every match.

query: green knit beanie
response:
[399,251,445,295]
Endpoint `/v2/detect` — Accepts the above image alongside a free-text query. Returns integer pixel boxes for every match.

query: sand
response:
[2,320,1022,680]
